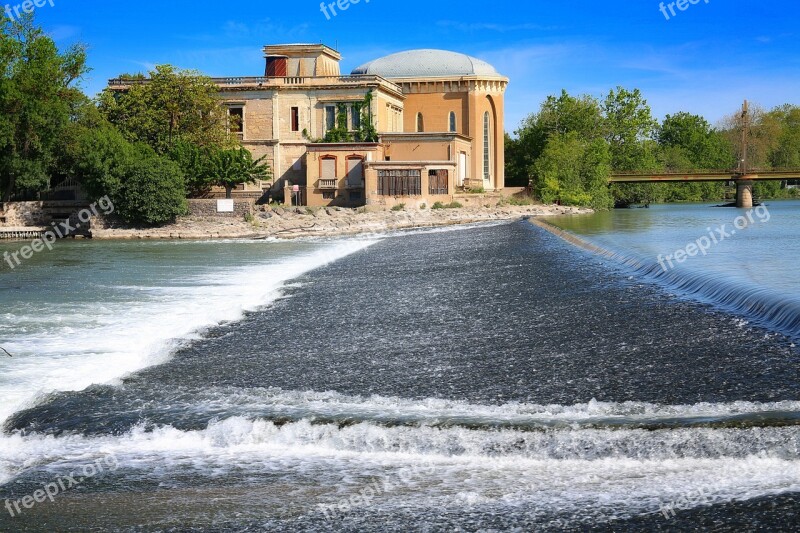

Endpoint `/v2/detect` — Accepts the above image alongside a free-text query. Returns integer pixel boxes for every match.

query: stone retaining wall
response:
[1,202,48,226]
[187,199,255,218]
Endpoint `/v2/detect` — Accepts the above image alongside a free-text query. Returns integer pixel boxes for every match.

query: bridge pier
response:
[735,178,755,209]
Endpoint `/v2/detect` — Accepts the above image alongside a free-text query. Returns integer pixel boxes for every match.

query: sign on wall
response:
[217,199,235,213]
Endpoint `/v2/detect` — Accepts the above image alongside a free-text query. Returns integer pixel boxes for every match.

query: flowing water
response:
[0,209,798,532]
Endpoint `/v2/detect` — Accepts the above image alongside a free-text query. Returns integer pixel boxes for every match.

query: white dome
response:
[352,49,500,78]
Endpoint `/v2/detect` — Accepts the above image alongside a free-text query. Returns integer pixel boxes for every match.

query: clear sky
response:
[25,0,800,133]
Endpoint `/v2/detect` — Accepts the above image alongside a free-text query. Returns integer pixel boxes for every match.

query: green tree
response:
[115,154,188,225]
[658,112,734,170]
[655,112,734,202]
[507,90,604,190]
[603,87,660,206]
[533,133,614,209]
[169,140,216,197]
[98,64,228,154]
[0,13,87,200]
[768,105,800,169]
[603,87,659,172]
[208,147,272,199]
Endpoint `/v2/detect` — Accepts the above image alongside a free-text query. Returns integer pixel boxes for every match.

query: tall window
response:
[346,157,364,188]
[417,113,424,133]
[483,112,491,181]
[291,107,299,132]
[449,112,457,133]
[351,104,361,131]
[325,106,336,131]
[321,156,337,179]
[228,106,244,138]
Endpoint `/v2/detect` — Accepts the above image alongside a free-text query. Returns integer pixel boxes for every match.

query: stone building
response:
[111,44,509,208]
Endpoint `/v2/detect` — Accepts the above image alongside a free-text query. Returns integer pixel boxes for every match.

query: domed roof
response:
[352,49,500,78]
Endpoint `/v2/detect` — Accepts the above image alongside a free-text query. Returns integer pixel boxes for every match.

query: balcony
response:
[318,179,337,190]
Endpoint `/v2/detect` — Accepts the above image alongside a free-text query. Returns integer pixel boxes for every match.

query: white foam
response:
[0,240,378,425]
[1,412,798,520]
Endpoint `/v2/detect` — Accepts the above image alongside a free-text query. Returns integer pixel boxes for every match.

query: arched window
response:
[417,113,424,132]
[449,111,457,133]
[483,112,491,181]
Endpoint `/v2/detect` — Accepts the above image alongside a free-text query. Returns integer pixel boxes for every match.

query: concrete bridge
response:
[609,170,800,208]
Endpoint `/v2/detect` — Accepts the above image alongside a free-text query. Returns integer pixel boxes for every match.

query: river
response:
[0,210,798,531]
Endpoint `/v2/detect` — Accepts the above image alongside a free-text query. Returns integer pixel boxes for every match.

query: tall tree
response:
[0,13,87,201]
[98,65,229,154]
[533,133,613,209]
[604,87,660,206]
[603,87,659,172]
[507,90,604,189]
[768,104,800,169]
[658,112,734,170]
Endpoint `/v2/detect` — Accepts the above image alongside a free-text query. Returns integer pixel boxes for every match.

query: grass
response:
[431,201,463,210]
[499,194,535,206]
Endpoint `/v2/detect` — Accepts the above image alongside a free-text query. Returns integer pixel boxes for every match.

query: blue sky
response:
[28,0,800,133]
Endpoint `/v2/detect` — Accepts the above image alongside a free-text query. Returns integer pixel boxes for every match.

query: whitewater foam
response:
[0,240,378,426]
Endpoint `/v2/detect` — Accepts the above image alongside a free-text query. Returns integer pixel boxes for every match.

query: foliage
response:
[98,64,228,154]
[533,133,614,209]
[658,112,735,170]
[0,13,88,200]
[499,194,535,206]
[114,154,188,225]
[509,88,663,208]
[169,140,216,197]
[431,201,463,209]
[391,203,405,211]
[61,117,139,201]
[767,105,800,169]
[207,147,271,199]
[317,91,378,143]
[652,112,735,202]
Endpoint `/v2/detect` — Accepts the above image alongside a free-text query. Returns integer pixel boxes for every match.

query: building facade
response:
[110,44,509,208]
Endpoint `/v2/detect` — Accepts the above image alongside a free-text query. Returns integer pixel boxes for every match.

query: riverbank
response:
[90,204,592,240]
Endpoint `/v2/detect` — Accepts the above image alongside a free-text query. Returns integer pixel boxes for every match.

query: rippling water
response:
[546,200,800,338]
[1,219,798,531]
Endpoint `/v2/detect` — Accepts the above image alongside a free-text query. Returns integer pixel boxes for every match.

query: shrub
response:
[115,154,188,226]
[432,201,462,210]
[391,203,406,212]
[419,203,427,210]
[468,187,485,194]
[500,194,535,206]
